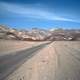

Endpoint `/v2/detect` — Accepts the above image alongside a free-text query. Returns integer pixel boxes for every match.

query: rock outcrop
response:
[0,25,80,41]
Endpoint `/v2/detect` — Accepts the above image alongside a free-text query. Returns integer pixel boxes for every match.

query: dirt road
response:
[0,41,80,80]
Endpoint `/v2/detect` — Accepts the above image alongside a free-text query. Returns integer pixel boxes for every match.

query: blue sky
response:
[0,0,80,29]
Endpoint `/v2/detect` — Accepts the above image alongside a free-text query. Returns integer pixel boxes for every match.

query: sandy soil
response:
[26,42,57,80]
[6,42,57,80]
[0,40,47,56]
[6,41,80,80]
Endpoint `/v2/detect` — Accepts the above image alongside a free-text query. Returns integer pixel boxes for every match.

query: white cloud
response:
[0,2,76,22]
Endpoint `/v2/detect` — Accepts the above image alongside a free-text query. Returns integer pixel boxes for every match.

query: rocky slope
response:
[0,25,52,41]
[0,25,80,41]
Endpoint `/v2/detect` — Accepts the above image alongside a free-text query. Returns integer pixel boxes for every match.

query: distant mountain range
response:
[0,25,80,41]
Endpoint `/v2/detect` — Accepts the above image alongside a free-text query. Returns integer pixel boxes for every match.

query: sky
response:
[0,0,80,29]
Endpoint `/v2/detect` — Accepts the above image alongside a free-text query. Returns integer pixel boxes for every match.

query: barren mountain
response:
[0,25,80,41]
